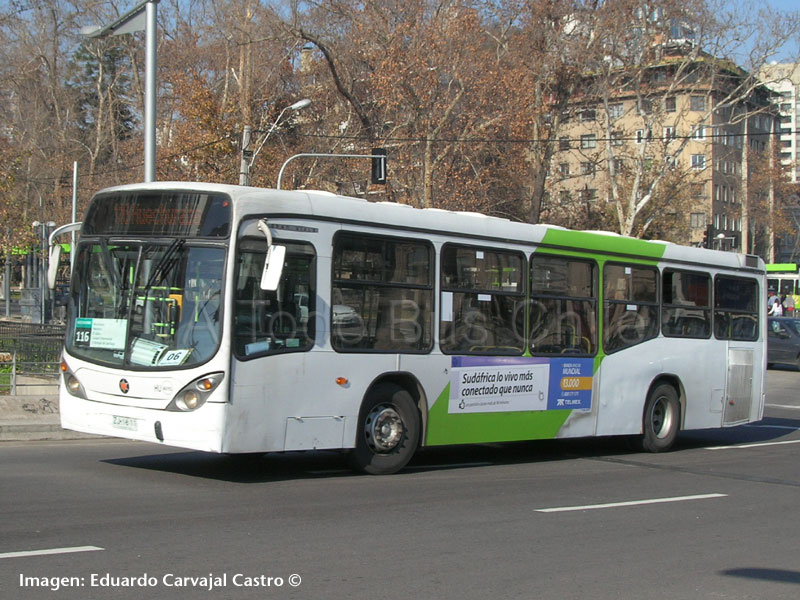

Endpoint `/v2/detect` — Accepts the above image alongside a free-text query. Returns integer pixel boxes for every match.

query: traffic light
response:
[371,148,387,185]
[702,224,714,249]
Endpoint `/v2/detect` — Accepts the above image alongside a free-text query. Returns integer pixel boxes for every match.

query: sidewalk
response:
[0,394,100,442]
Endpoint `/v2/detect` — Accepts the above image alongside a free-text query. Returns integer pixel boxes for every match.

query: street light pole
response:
[239,126,252,186]
[81,0,159,183]
[144,1,157,182]
[239,99,311,186]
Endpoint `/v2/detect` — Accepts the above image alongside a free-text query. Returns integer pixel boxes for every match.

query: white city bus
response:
[58,182,766,474]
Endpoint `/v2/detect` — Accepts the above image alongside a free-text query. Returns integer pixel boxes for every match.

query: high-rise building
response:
[759,63,800,184]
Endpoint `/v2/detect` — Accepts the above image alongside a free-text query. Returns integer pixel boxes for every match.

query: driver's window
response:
[234,239,316,358]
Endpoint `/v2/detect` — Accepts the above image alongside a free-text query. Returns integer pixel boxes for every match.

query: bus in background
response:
[57,182,766,474]
[766,263,800,310]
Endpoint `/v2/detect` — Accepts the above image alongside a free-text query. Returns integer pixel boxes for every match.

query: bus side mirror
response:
[260,244,286,291]
[47,245,62,290]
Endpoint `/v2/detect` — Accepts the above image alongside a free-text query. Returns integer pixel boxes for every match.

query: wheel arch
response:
[364,371,429,447]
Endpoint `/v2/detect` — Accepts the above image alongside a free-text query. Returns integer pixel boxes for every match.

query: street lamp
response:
[239,99,312,186]
[81,0,159,183]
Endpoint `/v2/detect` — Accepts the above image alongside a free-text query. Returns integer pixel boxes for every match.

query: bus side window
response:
[661,269,711,339]
[439,245,525,355]
[603,263,659,353]
[714,276,759,342]
[530,255,597,355]
[332,233,433,353]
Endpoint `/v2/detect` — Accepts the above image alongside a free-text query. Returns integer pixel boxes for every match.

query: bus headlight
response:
[167,373,225,412]
[61,361,87,399]
[67,375,82,394]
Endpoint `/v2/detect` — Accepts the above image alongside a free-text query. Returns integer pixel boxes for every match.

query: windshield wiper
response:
[122,239,185,366]
[143,238,185,292]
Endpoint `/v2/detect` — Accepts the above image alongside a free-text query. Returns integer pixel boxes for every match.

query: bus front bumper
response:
[60,392,228,453]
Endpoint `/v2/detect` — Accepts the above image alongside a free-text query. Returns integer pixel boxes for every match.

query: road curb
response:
[0,394,104,442]
[0,421,104,442]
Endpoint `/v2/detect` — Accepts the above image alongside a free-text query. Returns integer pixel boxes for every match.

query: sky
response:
[727,0,800,64]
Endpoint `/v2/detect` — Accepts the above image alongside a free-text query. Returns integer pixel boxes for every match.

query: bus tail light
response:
[167,373,225,412]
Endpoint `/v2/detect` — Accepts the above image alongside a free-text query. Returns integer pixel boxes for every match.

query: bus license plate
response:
[112,415,138,431]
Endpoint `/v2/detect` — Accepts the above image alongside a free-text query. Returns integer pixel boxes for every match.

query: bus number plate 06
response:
[112,415,138,431]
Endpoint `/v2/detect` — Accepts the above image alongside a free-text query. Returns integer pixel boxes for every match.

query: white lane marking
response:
[0,546,104,559]
[705,439,800,450]
[765,404,800,411]
[536,493,727,513]
[745,424,800,431]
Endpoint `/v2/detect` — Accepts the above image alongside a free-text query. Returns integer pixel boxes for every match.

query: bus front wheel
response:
[350,383,420,475]
[640,383,680,453]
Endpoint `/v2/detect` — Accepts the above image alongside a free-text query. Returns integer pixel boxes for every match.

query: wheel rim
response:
[365,404,405,453]
[650,395,676,439]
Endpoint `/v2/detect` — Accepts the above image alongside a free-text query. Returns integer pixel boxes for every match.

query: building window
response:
[664,126,676,140]
[691,154,706,170]
[690,212,706,228]
[559,137,570,151]
[690,95,706,111]
[665,96,676,112]
[581,162,596,176]
[579,188,598,202]
[559,163,570,177]
[580,134,597,149]
[692,125,706,140]
[580,108,596,122]
[611,131,623,146]
[608,103,624,119]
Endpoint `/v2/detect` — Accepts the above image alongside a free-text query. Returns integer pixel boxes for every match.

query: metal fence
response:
[0,321,65,395]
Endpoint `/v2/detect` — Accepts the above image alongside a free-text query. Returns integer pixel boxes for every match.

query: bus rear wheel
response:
[350,383,420,475]
[640,383,680,453]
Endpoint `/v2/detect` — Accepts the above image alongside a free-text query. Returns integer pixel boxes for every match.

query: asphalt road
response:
[2,369,800,600]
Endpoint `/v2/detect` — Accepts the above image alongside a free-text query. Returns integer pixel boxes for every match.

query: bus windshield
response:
[66,240,226,369]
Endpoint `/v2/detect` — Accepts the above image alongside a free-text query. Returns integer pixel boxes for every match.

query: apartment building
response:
[548,59,777,251]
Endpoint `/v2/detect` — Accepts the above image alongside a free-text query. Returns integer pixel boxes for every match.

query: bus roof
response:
[92,181,764,273]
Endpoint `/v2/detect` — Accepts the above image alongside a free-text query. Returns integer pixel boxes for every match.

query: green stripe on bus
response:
[540,229,668,260]
[766,263,798,273]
